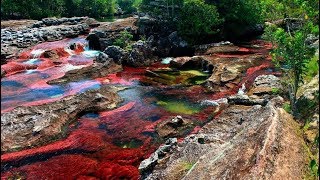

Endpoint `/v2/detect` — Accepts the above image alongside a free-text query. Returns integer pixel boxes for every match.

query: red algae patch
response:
[2,155,98,179]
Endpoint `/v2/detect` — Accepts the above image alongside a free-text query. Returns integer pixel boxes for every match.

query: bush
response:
[113,30,133,49]
[177,0,222,44]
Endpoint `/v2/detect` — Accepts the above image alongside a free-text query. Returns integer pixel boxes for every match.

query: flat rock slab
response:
[1,86,122,152]
[143,97,308,179]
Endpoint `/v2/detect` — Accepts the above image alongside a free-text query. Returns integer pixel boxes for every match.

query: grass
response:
[282,102,291,113]
[304,55,319,82]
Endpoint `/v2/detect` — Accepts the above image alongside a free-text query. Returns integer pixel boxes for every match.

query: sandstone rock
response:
[227,94,268,106]
[143,97,309,179]
[95,52,111,64]
[297,74,319,100]
[48,61,122,85]
[139,138,177,175]
[1,86,122,152]
[249,75,282,96]
[156,116,195,139]
[43,49,60,61]
[86,17,138,51]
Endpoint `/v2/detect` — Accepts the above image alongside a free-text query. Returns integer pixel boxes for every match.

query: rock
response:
[297,74,319,100]
[43,49,60,61]
[167,31,194,57]
[104,45,128,64]
[227,94,268,106]
[1,68,6,77]
[1,22,90,61]
[200,98,228,107]
[304,129,318,143]
[168,32,188,48]
[86,17,138,51]
[84,18,100,27]
[144,97,309,179]
[139,138,177,174]
[86,33,102,50]
[127,40,155,67]
[1,86,122,152]
[220,66,240,82]
[156,116,195,139]
[95,52,111,64]
[48,60,122,85]
[249,75,282,96]
[169,56,209,71]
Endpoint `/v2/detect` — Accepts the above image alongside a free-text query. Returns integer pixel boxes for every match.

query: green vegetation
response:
[178,0,222,43]
[113,30,134,50]
[260,0,319,22]
[117,0,142,14]
[305,55,319,82]
[264,24,316,116]
[282,102,291,113]
[271,88,281,95]
[1,0,142,20]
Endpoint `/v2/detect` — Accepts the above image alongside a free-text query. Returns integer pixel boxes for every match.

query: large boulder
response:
[127,40,155,67]
[248,75,282,96]
[167,31,194,57]
[142,97,309,179]
[155,116,195,139]
[104,45,128,64]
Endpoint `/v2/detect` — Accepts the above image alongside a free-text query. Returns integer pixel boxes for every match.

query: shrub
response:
[113,30,134,49]
[177,0,222,44]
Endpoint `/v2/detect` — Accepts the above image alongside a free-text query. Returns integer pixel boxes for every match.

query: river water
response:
[1,36,276,179]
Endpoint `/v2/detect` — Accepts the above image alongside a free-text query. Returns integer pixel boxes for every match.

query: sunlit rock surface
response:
[143,97,309,179]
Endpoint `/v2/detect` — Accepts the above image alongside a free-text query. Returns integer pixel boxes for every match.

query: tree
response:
[177,0,222,44]
[265,26,315,116]
[207,0,263,40]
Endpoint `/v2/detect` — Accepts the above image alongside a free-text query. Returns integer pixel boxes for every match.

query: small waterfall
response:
[30,49,46,58]
[161,57,173,64]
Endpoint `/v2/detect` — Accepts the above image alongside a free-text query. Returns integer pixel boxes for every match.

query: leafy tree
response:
[177,0,222,44]
[264,25,315,116]
[117,0,141,14]
[207,0,263,40]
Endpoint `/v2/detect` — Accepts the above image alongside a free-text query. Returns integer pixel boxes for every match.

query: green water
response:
[156,100,202,115]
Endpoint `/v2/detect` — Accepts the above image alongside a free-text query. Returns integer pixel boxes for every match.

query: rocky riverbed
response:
[1,16,315,179]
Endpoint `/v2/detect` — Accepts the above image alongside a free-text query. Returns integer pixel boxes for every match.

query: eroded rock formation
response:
[142,97,309,179]
[1,86,122,152]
